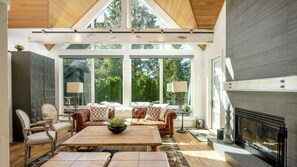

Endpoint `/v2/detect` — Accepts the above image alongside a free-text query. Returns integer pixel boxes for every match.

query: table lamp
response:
[67,82,83,111]
[167,81,187,109]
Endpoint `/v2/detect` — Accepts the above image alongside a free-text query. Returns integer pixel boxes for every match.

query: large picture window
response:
[132,58,160,103]
[131,57,191,105]
[94,58,123,103]
[163,58,191,105]
[63,58,91,106]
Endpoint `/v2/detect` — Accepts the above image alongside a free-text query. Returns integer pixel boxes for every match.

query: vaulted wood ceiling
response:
[8,0,98,28]
[8,0,224,50]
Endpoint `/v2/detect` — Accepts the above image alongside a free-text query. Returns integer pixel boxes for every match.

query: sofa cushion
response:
[144,106,161,121]
[138,119,166,129]
[114,107,132,118]
[90,106,109,121]
[82,121,108,129]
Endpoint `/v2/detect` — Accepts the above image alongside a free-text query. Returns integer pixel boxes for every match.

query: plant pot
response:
[107,124,127,134]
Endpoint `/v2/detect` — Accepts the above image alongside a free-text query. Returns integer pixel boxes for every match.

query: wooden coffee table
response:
[61,126,162,152]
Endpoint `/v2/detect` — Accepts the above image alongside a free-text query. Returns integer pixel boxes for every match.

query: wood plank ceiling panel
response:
[154,0,197,28]
[8,0,50,28]
[190,0,224,29]
[49,0,98,28]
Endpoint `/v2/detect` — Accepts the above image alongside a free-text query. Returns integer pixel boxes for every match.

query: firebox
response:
[235,108,287,167]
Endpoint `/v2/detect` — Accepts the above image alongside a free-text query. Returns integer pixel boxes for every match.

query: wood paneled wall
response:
[226,0,297,166]
[8,0,49,28]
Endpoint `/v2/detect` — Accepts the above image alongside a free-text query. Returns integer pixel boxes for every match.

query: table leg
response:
[151,146,157,152]
[176,113,188,133]
[68,146,76,152]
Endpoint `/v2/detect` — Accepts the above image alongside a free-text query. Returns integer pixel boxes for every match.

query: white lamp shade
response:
[67,82,83,93]
[167,81,187,92]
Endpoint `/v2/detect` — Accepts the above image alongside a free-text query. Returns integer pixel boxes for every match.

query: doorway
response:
[211,57,222,130]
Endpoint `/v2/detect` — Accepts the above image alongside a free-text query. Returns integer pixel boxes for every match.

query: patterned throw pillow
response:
[145,106,161,121]
[90,106,109,121]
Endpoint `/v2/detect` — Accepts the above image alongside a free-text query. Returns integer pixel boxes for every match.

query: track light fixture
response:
[109,29,113,33]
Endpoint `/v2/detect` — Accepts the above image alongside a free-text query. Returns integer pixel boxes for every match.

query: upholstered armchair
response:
[41,104,73,137]
[16,109,56,166]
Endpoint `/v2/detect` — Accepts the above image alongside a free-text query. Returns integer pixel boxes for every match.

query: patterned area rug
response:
[189,129,217,142]
[27,136,190,167]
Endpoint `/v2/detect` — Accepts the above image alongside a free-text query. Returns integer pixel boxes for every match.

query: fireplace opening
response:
[235,108,287,167]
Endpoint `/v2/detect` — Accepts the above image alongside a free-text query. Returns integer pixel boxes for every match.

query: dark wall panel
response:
[226,0,297,166]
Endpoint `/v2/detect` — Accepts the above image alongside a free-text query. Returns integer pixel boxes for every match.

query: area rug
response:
[189,129,217,142]
[27,136,190,167]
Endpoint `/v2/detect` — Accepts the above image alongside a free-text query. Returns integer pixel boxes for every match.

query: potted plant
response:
[14,44,25,51]
[108,118,127,134]
[182,105,191,112]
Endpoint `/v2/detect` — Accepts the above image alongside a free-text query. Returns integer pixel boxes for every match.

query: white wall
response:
[0,2,10,167]
[8,29,50,56]
[203,1,226,130]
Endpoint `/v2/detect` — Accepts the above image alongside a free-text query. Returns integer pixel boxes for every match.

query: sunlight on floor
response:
[181,150,226,161]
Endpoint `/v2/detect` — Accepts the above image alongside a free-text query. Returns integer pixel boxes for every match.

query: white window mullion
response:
[123,44,131,106]
[159,59,163,104]
[91,58,95,103]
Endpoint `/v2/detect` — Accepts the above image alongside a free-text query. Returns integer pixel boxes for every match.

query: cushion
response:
[153,104,169,121]
[131,102,151,107]
[114,107,132,118]
[144,106,161,121]
[90,106,109,121]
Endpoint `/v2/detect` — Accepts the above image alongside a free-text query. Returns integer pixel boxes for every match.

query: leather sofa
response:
[73,107,177,136]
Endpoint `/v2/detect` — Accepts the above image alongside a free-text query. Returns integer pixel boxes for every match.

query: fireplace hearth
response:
[235,108,287,167]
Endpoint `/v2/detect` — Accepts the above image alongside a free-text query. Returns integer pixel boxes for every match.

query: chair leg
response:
[24,146,28,166]
[28,146,31,158]
[51,143,55,156]
[71,130,73,136]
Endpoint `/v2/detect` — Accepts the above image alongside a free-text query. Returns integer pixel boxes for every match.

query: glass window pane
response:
[131,0,166,28]
[163,58,191,105]
[63,58,91,106]
[94,58,123,103]
[131,44,161,50]
[66,44,123,50]
[94,0,121,28]
[132,58,160,103]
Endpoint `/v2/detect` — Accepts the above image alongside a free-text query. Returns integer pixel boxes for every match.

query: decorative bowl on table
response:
[108,118,127,134]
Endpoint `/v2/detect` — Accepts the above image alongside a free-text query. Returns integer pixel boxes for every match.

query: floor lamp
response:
[167,81,187,109]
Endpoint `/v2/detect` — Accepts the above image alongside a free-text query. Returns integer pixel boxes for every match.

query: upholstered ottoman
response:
[41,152,111,167]
[108,152,170,167]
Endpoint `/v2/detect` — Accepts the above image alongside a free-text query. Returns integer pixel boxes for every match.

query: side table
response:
[174,110,192,133]
[64,109,76,132]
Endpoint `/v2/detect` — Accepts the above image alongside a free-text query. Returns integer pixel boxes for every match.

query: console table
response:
[175,110,192,133]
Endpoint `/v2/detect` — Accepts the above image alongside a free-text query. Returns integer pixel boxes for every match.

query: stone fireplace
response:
[235,108,287,166]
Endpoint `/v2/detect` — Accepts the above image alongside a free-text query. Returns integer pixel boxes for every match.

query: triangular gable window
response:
[93,0,121,28]
[131,0,166,28]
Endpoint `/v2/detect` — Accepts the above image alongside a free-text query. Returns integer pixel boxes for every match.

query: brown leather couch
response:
[73,107,177,136]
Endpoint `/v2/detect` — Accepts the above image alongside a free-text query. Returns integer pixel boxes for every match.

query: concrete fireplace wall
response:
[226,0,297,166]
